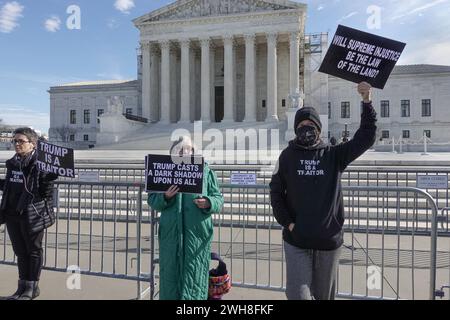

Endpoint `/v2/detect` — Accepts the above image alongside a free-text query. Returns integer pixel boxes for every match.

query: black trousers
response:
[5,216,44,281]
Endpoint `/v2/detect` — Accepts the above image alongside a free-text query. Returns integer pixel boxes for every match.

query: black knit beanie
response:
[294,107,322,132]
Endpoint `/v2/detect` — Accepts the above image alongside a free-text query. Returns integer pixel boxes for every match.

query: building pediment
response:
[134,0,305,24]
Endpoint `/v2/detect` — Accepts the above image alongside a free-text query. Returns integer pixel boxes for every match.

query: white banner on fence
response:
[417,175,448,189]
[230,173,257,185]
[78,171,100,183]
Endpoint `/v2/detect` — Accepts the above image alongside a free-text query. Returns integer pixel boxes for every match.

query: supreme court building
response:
[135,0,307,124]
[48,0,450,148]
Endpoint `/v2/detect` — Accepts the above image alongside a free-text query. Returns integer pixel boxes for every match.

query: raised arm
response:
[335,82,378,171]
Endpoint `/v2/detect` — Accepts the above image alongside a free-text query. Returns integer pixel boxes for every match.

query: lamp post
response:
[342,124,349,143]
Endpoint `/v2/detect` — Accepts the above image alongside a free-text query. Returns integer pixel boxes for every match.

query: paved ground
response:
[1,223,449,300]
[0,263,286,300]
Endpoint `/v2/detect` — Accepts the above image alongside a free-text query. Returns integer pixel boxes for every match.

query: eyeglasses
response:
[11,139,31,145]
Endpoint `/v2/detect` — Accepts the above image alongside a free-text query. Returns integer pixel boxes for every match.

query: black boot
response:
[0,280,26,300]
[17,281,40,300]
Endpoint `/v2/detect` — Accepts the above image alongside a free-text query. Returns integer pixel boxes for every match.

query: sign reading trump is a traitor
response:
[145,154,204,194]
[319,25,406,89]
[37,141,75,178]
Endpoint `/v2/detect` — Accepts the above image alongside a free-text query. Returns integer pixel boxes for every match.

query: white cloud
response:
[44,16,61,32]
[390,0,449,21]
[338,11,358,22]
[0,104,49,134]
[317,5,324,11]
[96,72,127,80]
[399,41,450,65]
[107,18,119,29]
[114,0,135,14]
[0,72,84,86]
[0,1,24,33]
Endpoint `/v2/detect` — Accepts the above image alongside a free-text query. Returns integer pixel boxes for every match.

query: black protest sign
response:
[319,25,406,89]
[145,154,204,194]
[37,141,75,178]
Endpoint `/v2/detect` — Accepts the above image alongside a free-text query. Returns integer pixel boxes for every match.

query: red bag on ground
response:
[208,252,231,300]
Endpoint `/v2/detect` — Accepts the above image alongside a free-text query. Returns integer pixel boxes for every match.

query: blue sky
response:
[0,0,449,134]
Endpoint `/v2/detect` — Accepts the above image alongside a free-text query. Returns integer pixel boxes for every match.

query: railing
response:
[0,180,448,300]
[209,184,441,300]
[0,181,156,300]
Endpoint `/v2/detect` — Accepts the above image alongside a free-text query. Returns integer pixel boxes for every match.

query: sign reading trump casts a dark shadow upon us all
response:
[319,25,406,89]
[145,154,204,194]
[37,141,75,178]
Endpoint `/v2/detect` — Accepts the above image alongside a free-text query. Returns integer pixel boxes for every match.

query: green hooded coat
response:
[148,164,224,300]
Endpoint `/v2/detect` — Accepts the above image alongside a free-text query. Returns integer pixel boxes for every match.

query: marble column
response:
[180,39,191,123]
[200,37,211,123]
[289,31,300,99]
[223,35,235,122]
[149,45,160,122]
[141,42,151,122]
[266,33,278,122]
[210,45,216,122]
[159,40,171,124]
[244,33,257,122]
[169,45,179,123]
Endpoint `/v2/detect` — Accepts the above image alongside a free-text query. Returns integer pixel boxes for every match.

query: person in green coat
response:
[148,136,224,300]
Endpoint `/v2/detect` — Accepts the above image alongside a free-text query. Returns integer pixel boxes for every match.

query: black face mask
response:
[296,125,319,147]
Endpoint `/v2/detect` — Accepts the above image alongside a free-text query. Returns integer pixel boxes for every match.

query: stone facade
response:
[47,0,450,149]
[48,80,139,148]
[135,0,307,124]
[328,65,450,144]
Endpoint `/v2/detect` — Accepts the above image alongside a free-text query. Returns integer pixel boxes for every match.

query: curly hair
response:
[13,127,39,145]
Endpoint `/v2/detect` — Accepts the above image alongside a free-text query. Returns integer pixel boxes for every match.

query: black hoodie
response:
[270,102,377,250]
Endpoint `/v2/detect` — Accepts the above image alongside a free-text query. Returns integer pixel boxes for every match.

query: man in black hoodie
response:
[270,82,377,300]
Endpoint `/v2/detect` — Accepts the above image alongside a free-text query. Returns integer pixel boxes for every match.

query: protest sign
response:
[319,25,406,89]
[37,141,75,178]
[145,154,204,194]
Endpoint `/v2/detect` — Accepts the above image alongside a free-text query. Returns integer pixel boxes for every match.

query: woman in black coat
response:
[0,127,57,300]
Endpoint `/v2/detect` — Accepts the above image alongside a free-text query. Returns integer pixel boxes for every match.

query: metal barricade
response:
[435,207,450,300]
[0,181,156,300]
[208,184,440,300]
[0,177,445,300]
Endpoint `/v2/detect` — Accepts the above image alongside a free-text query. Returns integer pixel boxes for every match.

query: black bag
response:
[24,199,55,234]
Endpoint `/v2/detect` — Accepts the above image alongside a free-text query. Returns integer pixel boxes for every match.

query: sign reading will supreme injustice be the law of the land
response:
[145,154,204,194]
[37,141,75,178]
[319,25,406,89]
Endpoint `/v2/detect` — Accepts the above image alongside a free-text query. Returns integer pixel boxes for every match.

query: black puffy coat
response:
[0,151,58,228]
